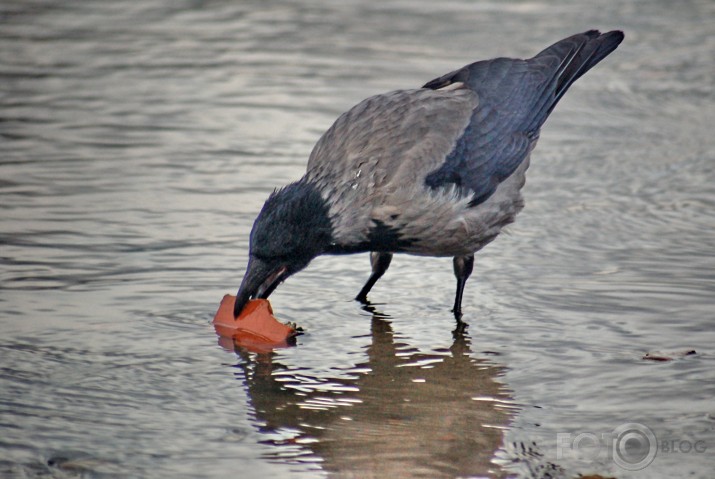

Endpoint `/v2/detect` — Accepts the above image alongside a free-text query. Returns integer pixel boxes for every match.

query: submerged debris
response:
[643,350,696,362]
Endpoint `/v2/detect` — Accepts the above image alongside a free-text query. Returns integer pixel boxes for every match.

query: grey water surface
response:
[1,1,714,478]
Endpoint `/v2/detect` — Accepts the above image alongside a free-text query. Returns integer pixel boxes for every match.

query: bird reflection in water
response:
[221,309,518,478]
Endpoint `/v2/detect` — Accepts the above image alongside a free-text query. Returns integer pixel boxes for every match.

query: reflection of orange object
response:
[213,295,297,353]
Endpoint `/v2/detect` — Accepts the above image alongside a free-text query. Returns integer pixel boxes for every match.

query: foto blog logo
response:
[556,422,706,471]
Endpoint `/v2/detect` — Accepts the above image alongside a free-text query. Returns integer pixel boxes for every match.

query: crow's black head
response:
[233,181,333,317]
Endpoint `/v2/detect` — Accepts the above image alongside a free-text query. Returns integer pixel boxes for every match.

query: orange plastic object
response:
[213,295,297,353]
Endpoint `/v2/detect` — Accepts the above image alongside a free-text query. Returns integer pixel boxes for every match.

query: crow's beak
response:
[233,257,288,318]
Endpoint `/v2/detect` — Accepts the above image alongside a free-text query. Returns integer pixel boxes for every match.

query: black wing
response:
[423,30,624,206]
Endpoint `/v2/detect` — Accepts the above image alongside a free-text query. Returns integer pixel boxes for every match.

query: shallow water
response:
[1,1,714,478]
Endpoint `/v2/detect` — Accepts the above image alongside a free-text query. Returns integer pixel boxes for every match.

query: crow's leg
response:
[452,254,474,321]
[355,252,393,303]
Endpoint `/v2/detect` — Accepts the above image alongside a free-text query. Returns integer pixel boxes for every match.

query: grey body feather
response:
[306,86,493,255]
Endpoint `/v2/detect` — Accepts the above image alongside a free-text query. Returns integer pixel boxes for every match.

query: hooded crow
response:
[233,30,624,321]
